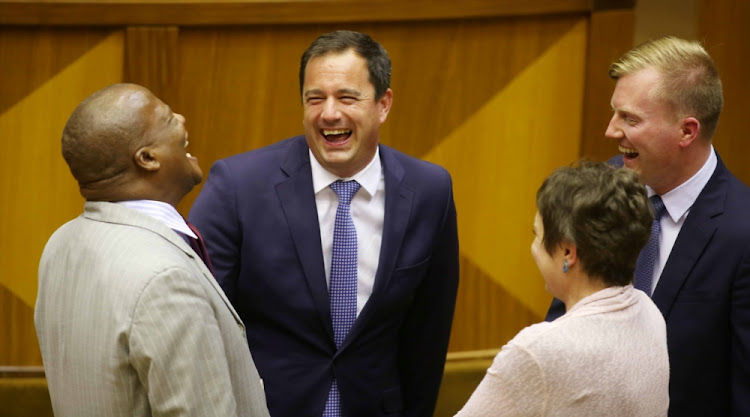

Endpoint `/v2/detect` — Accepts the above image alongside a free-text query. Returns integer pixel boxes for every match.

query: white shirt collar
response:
[309,147,381,197]
[648,145,717,223]
[116,200,196,239]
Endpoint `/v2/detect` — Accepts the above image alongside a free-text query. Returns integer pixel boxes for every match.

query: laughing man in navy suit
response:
[546,37,750,416]
[189,30,459,417]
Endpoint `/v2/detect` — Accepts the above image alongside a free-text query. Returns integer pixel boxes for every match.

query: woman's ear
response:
[561,241,578,270]
[134,146,160,172]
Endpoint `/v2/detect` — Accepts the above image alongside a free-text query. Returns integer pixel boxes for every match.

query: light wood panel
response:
[0,1,640,364]
[449,256,540,352]
[0,287,41,366]
[0,27,110,114]
[698,0,750,186]
[0,30,124,365]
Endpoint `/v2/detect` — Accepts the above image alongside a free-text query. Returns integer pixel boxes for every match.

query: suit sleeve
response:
[188,160,241,301]
[732,251,750,415]
[398,179,460,417]
[130,268,239,417]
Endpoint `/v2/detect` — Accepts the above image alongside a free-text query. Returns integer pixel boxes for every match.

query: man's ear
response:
[134,146,160,172]
[678,117,700,148]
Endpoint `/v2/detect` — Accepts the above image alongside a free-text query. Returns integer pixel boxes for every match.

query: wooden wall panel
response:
[124,26,179,103]
[0,1,638,365]
[579,9,635,161]
[698,0,750,186]
[0,29,124,365]
[173,16,587,350]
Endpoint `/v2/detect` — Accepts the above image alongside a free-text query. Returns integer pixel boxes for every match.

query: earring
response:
[562,260,569,273]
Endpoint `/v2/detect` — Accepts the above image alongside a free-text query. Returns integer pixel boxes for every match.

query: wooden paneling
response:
[698,0,750,186]
[0,27,110,114]
[449,256,541,352]
[0,30,124,365]
[124,26,179,102]
[0,1,641,365]
[0,287,41,366]
[0,0,592,25]
[579,8,635,161]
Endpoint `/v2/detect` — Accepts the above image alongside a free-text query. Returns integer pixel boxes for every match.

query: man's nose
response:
[321,99,341,120]
[604,115,621,139]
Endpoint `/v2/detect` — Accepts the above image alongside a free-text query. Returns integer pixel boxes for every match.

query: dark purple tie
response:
[634,195,666,296]
[186,222,215,276]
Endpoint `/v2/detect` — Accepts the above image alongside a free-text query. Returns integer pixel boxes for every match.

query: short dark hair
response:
[299,30,391,100]
[536,161,653,286]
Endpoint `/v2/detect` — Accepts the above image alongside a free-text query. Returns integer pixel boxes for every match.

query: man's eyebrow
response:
[337,88,361,97]
[303,89,323,98]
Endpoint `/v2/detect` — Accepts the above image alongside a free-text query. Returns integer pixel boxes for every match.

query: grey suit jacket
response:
[35,201,270,417]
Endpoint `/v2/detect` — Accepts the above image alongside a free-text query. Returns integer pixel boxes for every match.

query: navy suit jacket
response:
[546,152,750,416]
[189,136,459,417]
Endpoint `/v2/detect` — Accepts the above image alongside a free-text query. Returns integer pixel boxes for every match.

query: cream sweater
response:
[455,285,669,417]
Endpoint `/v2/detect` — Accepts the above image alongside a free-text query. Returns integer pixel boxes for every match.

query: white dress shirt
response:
[310,148,385,317]
[117,200,196,239]
[647,146,717,294]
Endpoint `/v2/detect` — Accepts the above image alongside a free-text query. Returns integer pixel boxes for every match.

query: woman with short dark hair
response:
[455,161,669,416]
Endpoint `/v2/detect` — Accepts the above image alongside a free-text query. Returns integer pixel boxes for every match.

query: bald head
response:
[62,83,155,188]
[61,83,202,206]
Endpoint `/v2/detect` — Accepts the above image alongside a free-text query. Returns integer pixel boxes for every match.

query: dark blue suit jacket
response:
[546,152,750,416]
[189,136,459,417]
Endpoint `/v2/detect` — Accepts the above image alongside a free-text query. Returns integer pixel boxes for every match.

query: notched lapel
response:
[339,147,413,352]
[652,164,727,316]
[276,139,333,341]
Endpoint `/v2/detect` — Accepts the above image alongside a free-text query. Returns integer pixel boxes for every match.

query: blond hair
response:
[609,36,723,140]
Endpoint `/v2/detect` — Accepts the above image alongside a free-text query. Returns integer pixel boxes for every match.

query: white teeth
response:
[323,129,351,135]
[619,145,638,154]
[184,140,189,148]
[187,152,193,158]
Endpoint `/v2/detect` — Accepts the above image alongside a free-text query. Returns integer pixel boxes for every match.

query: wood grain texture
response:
[124,26,179,102]
[698,0,750,186]
[0,0,594,25]
[0,4,642,364]
[0,30,123,366]
[579,9,634,161]
[0,27,110,114]
[448,256,542,353]
[174,16,585,215]
[0,287,42,366]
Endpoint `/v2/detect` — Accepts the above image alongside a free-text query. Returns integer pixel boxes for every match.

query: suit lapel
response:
[339,145,414,352]
[84,201,244,323]
[651,158,727,317]
[276,138,333,341]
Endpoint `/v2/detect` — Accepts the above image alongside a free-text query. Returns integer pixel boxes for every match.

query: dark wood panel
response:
[124,26,179,103]
[579,9,635,161]
[698,0,750,186]
[0,0,606,26]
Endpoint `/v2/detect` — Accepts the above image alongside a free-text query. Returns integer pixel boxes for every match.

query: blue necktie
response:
[323,180,360,417]
[634,195,666,296]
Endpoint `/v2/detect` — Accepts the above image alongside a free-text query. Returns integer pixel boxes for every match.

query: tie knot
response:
[330,180,360,205]
[651,195,666,220]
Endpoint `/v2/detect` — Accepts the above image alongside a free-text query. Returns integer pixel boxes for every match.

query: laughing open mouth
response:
[323,129,352,143]
[619,145,639,159]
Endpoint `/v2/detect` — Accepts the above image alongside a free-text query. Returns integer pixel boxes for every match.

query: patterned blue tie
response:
[634,195,666,296]
[323,180,360,417]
